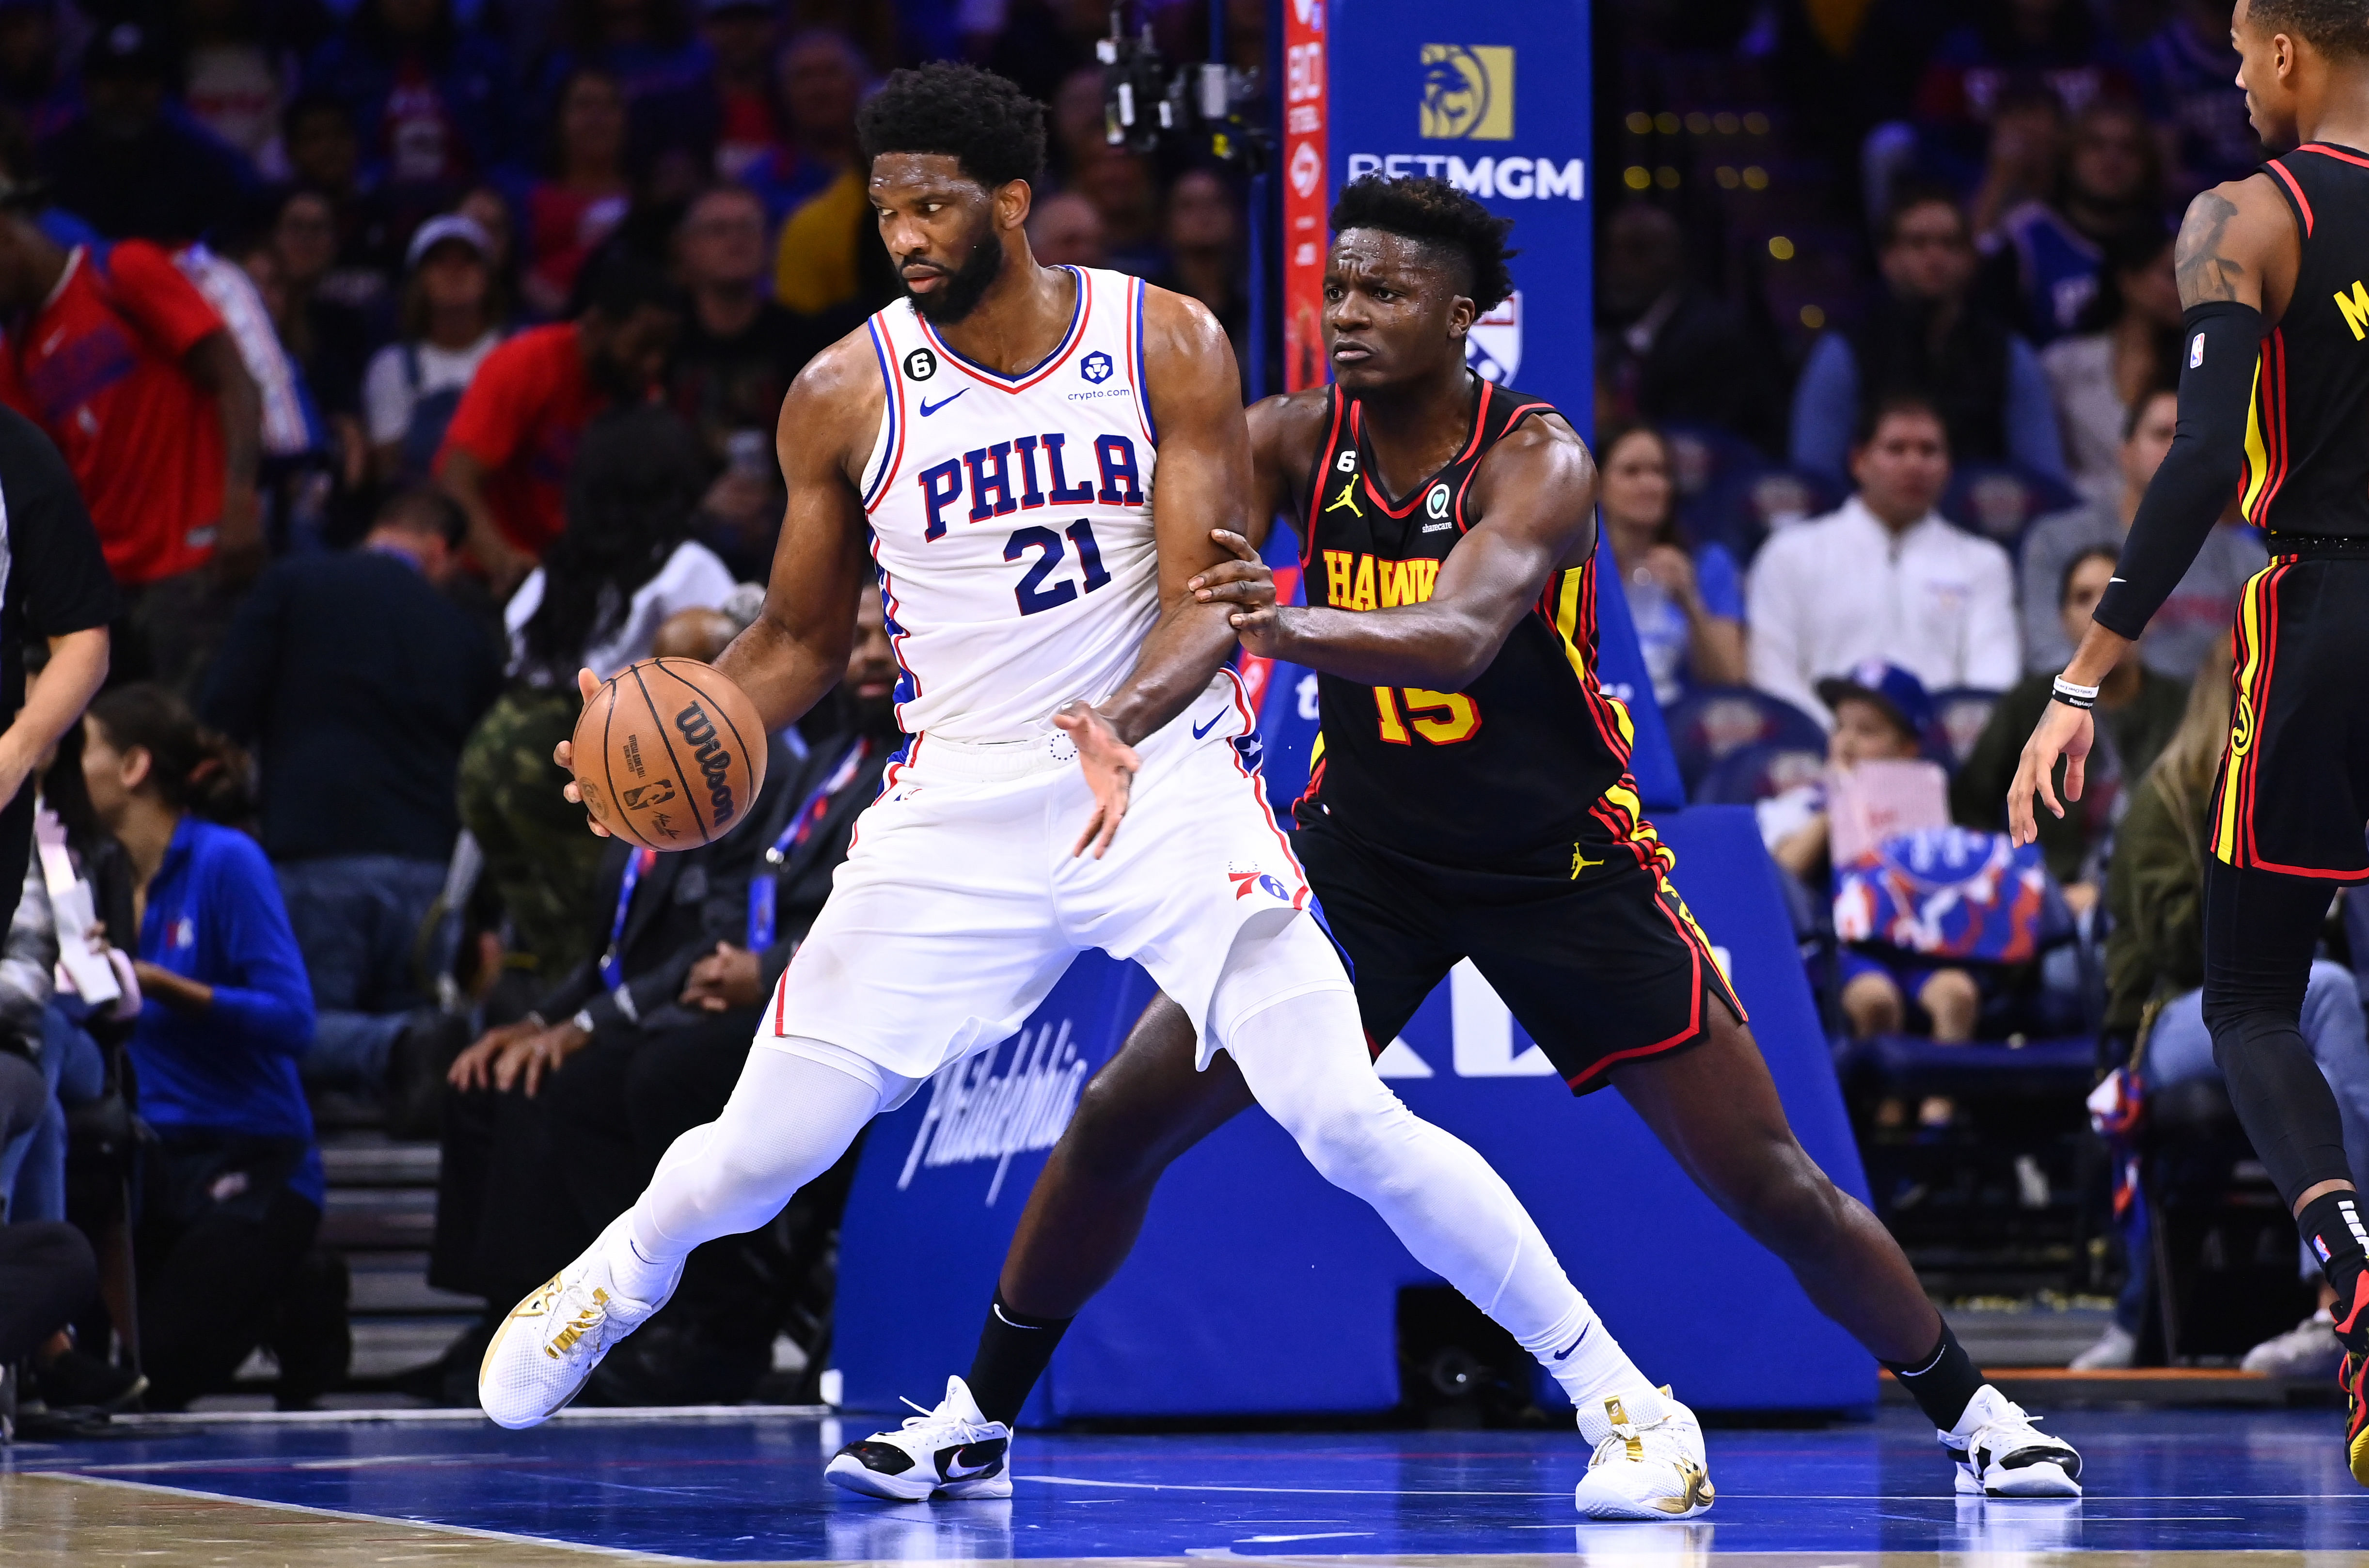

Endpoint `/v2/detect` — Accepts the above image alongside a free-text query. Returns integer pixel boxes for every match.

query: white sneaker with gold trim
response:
[477,1215,678,1429]
[1572,1385,1715,1520]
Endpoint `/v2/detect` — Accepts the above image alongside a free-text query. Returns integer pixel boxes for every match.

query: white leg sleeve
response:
[1212,919,1647,1410]
[626,1042,886,1265]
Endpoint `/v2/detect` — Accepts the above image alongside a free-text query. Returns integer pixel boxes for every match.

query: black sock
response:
[1883,1322,1985,1432]
[965,1290,1073,1427]
[2299,1191,2369,1352]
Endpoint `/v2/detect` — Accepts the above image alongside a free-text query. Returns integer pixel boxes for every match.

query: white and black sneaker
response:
[825,1375,1014,1502]
[1943,1384,2083,1497]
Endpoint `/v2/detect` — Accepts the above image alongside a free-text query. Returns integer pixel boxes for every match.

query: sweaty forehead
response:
[1329,228,1463,290]
[868,153,989,201]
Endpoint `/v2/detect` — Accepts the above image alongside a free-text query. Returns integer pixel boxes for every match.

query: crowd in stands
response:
[0,0,2349,1420]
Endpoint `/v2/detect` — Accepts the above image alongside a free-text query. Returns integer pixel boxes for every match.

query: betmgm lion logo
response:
[1420,45,1513,141]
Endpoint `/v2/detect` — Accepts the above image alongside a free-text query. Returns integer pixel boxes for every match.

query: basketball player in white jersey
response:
[476,63,1709,1519]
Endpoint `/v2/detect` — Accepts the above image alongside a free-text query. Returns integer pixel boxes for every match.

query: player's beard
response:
[904,228,1005,324]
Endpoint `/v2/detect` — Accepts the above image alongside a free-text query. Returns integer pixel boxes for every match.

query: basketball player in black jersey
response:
[830,177,2081,1502]
[2013,0,2369,1483]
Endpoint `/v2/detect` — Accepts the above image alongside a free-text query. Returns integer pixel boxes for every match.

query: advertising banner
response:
[1280,0,1330,392]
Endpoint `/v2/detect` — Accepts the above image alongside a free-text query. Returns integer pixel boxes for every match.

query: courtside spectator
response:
[767,31,874,315]
[534,0,708,169]
[82,684,317,1410]
[742,27,865,222]
[1790,188,2065,483]
[0,407,115,936]
[1073,148,1163,275]
[1953,548,2185,904]
[518,65,631,318]
[362,214,507,486]
[2020,386,2266,679]
[435,250,681,593]
[300,0,512,203]
[1598,423,1745,706]
[261,187,374,419]
[457,406,717,987]
[176,0,292,173]
[199,490,500,1120]
[1750,396,2019,723]
[2040,227,2180,503]
[2133,0,2262,193]
[701,0,779,184]
[0,164,264,688]
[1152,169,1248,377]
[39,23,252,242]
[1980,99,2162,345]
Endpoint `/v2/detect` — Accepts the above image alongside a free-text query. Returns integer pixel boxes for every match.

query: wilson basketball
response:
[571,658,768,851]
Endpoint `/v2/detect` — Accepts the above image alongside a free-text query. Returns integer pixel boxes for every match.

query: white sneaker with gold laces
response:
[1572,1385,1715,1520]
[477,1215,678,1429]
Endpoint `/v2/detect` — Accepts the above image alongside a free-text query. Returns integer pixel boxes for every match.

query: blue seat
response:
[1925,686,2005,772]
[1693,739,1826,806]
[1831,1031,2098,1098]
[1939,463,2080,551]
[1664,686,1828,793]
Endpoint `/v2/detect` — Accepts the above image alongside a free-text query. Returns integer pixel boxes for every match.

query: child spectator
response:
[81,684,317,1410]
[1952,547,2187,909]
[361,213,507,485]
[1597,423,1745,706]
[1751,396,2020,723]
[435,249,680,592]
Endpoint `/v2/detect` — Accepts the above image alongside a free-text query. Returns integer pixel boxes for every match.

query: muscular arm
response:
[2069,176,2293,682]
[712,334,881,730]
[1251,415,1598,691]
[1240,391,1332,555]
[1088,289,1254,746]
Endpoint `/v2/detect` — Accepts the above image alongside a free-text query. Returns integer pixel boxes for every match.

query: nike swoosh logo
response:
[919,390,967,416]
[1191,713,1225,739]
[2109,576,2127,584]
[937,1438,1008,1480]
[1552,1326,1588,1360]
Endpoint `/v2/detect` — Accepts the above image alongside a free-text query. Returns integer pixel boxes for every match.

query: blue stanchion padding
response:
[832,805,1873,1419]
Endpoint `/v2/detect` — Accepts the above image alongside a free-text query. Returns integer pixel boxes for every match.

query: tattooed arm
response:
[2008,173,2297,844]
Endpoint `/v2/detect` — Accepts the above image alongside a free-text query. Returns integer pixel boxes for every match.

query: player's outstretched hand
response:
[1053,699,1142,861]
[1191,529,1287,657]
[552,667,613,838]
[2006,698,2096,847]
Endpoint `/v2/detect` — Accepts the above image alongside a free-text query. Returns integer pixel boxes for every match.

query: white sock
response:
[605,1041,882,1298]
[1214,953,1647,1401]
[1516,1291,1647,1418]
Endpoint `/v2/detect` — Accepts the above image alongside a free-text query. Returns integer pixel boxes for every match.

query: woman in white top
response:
[504,406,737,683]
[361,213,509,485]
[2038,226,2181,507]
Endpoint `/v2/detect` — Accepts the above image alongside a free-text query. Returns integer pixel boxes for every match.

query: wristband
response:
[2051,674,2099,711]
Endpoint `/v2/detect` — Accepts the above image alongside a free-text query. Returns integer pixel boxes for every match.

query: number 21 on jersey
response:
[1374,687,1481,744]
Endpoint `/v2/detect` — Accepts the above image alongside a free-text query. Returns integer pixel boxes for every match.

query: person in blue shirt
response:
[81,683,318,1411]
[1596,423,1746,708]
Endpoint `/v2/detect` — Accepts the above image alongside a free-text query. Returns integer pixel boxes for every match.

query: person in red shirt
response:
[436,251,680,593]
[0,176,262,686]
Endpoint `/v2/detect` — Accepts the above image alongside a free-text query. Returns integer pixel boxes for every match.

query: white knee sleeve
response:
[1207,910,1354,1057]
[629,1042,884,1261]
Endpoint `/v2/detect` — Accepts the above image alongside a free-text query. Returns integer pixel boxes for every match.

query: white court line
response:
[31,1472,711,1562]
[1026,1475,2369,1504]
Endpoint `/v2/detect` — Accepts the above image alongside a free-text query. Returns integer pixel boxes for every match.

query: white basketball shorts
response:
[758,671,1342,1099]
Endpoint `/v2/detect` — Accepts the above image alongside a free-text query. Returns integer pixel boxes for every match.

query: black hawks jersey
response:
[1287,377,1663,868]
[2249,143,2369,534]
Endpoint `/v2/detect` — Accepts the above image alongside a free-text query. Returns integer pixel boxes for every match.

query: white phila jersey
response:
[858,266,1161,743]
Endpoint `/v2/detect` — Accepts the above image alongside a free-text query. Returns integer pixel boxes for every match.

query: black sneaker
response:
[34,1348,146,1413]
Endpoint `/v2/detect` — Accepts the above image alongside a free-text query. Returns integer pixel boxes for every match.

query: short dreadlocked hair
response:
[1329,176,1517,312]
[857,62,1046,190]
[2250,0,2369,58]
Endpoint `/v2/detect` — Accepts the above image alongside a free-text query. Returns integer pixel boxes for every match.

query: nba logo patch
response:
[2318,1235,2334,1262]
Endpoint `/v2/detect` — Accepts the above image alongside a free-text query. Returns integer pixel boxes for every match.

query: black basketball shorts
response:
[1293,808,1746,1094]
[2212,549,2369,883]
